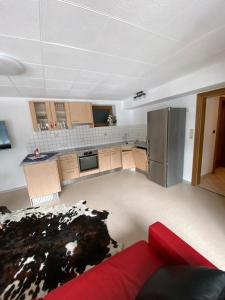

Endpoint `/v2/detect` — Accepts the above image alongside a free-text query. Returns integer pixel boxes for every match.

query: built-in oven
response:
[78,149,98,173]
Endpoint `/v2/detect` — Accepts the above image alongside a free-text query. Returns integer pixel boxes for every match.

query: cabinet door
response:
[69,103,93,125]
[50,102,71,129]
[99,153,111,172]
[111,150,122,169]
[23,161,61,199]
[29,101,53,131]
[132,148,147,171]
[122,151,135,169]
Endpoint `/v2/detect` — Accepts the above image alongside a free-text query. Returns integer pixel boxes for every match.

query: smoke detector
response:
[0,54,25,75]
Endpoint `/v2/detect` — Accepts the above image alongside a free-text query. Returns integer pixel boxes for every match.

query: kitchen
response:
[20,100,185,206]
[20,100,148,205]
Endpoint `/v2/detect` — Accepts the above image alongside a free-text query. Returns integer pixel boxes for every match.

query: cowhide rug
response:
[0,201,121,300]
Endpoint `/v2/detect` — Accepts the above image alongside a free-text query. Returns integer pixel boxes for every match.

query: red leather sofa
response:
[43,222,216,300]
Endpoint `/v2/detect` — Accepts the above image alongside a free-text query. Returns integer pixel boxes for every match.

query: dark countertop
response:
[20,140,147,166]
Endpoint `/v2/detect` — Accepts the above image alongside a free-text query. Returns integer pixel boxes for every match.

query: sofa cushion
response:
[43,241,165,300]
[136,265,225,300]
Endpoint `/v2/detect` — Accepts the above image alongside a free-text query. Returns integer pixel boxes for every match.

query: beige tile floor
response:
[200,167,225,197]
[1,170,225,270]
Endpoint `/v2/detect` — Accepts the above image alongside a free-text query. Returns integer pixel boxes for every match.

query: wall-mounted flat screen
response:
[0,121,12,150]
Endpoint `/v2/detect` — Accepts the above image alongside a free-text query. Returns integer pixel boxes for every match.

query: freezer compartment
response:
[149,160,167,187]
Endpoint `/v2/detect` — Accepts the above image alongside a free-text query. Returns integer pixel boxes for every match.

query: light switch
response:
[189,129,194,139]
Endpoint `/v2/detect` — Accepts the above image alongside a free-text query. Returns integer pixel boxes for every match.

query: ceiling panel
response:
[42,43,153,77]
[17,87,46,98]
[0,0,225,100]
[11,78,44,89]
[0,0,40,40]
[10,63,44,80]
[94,19,182,64]
[62,0,120,15]
[0,76,12,86]
[0,86,19,97]
[78,70,108,83]
[0,35,42,65]
[157,0,225,43]
[41,0,109,50]
[109,0,194,38]
[45,79,73,90]
[46,89,69,98]
[69,88,92,98]
[44,66,79,81]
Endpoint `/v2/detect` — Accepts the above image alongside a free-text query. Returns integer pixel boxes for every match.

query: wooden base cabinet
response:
[58,153,80,182]
[23,160,61,199]
[98,148,122,172]
[122,150,135,169]
[111,148,122,169]
[132,148,148,172]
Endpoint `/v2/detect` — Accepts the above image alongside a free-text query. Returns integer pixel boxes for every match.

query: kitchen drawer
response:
[59,153,77,161]
[110,147,121,152]
[60,159,78,170]
[62,168,79,180]
[121,145,134,151]
[98,148,111,154]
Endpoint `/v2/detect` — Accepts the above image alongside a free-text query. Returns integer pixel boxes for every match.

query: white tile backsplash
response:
[27,125,146,153]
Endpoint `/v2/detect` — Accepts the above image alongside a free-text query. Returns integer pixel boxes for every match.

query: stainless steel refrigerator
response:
[147,108,186,187]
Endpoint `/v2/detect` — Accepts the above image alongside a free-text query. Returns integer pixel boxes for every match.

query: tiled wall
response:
[27,124,147,153]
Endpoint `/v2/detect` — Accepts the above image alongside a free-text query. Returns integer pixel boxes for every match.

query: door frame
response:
[192,87,225,185]
[213,97,225,172]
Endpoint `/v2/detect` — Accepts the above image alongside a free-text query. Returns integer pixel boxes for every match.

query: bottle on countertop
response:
[34,148,40,158]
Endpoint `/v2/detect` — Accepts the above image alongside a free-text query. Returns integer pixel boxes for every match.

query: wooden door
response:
[122,151,135,169]
[214,98,225,169]
[111,149,122,169]
[50,102,72,129]
[29,101,53,131]
[98,150,111,172]
[69,103,93,124]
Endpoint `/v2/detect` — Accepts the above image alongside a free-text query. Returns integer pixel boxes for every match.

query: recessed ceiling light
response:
[0,54,25,76]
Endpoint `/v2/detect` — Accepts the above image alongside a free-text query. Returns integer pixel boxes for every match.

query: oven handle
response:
[79,154,98,159]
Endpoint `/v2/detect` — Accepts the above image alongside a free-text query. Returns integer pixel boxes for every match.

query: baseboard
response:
[0,185,26,194]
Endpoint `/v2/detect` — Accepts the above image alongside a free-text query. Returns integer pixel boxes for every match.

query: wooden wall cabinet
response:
[58,153,79,181]
[69,103,93,125]
[132,148,148,172]
[29,101,71,131]
[29,101,54,131]
[23,160,61,199]
[50,102,72,129]
[122,150,135,169]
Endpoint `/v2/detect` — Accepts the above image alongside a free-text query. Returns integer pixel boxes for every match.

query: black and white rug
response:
[0,201,121,300]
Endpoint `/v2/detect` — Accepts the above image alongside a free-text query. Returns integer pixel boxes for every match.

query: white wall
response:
[0,98,129,192]
[201,97,220,176]
[124,59,225,110]
[124,94,197,182]
[0,99,33,191]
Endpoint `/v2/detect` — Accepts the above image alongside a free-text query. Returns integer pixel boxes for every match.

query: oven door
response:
[79,155,98,172]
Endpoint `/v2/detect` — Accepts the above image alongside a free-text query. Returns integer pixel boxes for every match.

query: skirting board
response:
[0,185,27,194]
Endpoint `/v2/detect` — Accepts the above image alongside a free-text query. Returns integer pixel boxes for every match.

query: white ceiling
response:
[0,0,225,100]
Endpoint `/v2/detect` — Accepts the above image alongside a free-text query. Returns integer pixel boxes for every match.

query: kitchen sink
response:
[22,152,58,164]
